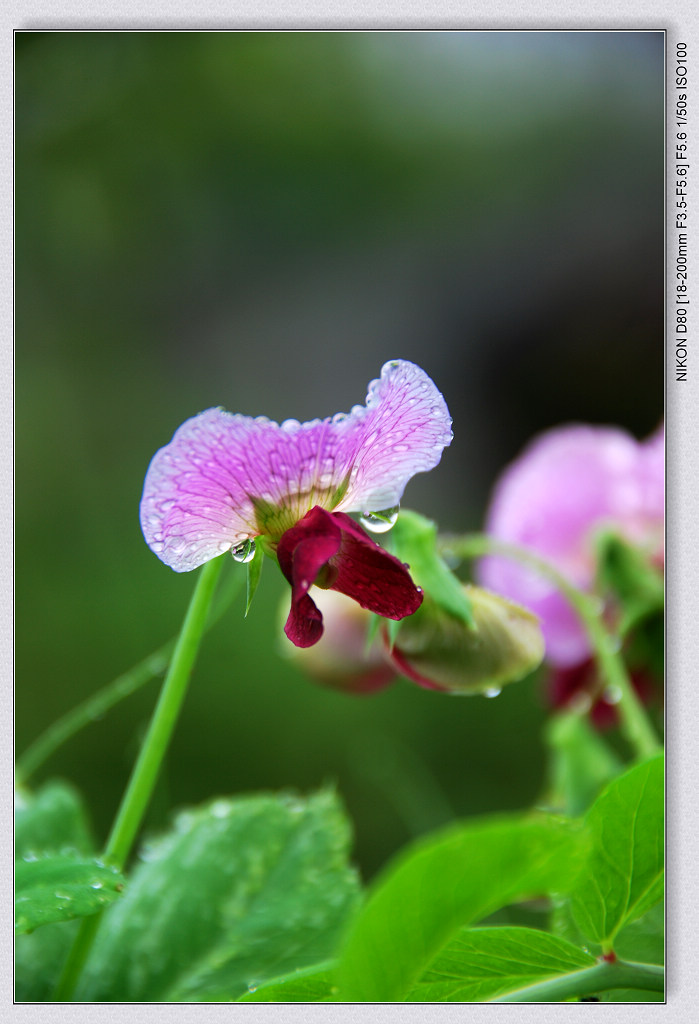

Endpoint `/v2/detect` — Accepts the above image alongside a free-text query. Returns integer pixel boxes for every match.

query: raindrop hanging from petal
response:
[359,506,399,534]
[232,538,256,563]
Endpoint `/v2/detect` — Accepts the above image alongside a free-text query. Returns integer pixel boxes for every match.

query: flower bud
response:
[385,585,545,695]
[280,588,395,695]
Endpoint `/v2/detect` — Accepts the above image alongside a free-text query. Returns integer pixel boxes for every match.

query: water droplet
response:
[603,685,623,705]
[232,538,256,563]
[247,981,260,993]
[90,881,104,890]
[359,506,399,533]
[484,687,502,699]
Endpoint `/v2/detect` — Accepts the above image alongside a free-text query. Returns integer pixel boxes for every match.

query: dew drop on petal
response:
[359,506,399,533]
[232,538,256,563]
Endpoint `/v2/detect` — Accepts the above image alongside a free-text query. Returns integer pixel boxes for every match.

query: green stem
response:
[17,563,242,783]
[440,534,660,761]
[491,958,664,1002]
[53,554,226,1001]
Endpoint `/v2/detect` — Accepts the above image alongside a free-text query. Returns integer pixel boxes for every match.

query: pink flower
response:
[140,360,452,647]
[478,423,664,667]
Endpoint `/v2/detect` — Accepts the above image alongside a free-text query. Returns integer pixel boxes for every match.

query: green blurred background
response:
[15,31,664,879]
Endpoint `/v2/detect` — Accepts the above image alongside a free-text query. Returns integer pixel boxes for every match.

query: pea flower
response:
[478,423,664,668]
[140,360,452,647]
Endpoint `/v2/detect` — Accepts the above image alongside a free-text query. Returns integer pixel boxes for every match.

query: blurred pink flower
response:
[478,423,664,667]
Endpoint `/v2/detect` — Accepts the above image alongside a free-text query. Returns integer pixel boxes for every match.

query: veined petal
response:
[335,359,453,515]
[140,360,451,572]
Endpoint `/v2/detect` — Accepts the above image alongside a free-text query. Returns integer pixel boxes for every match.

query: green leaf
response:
[245,541,264,617]
[14,780,96,997]
[595,531,664,637]
[615,900,664,965]
[76,789,361,1002]
[336,813,587,1001]
[544,711,623,816]
[238,960,337,1002]
[389,510,474,627]
[15,855,125,934]
[599,901,665,1002]
[406,926,596,1002]
[15,920,80,1001]
[15,780,94,858]
[570,754,664,948]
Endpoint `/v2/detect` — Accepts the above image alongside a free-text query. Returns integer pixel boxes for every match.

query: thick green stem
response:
[440,534,660,761]
[17,564,242,783]
[491,958,664,1002]
[53,554,225,1000]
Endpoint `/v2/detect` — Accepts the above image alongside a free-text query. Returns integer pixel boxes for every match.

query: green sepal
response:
[364,612,382,654]
[245,541,264,618]
[385,618,402,651]
[389,510,474,628]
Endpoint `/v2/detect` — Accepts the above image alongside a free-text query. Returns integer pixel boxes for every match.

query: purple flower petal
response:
[478,423,662,667]
[140,360,451,572]
[335,359,453,515]
[639,422,664,526]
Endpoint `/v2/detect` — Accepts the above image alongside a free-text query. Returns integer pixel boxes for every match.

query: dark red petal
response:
[277,507,342,648]
[284,592,325,648]
[328,511,423,620]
